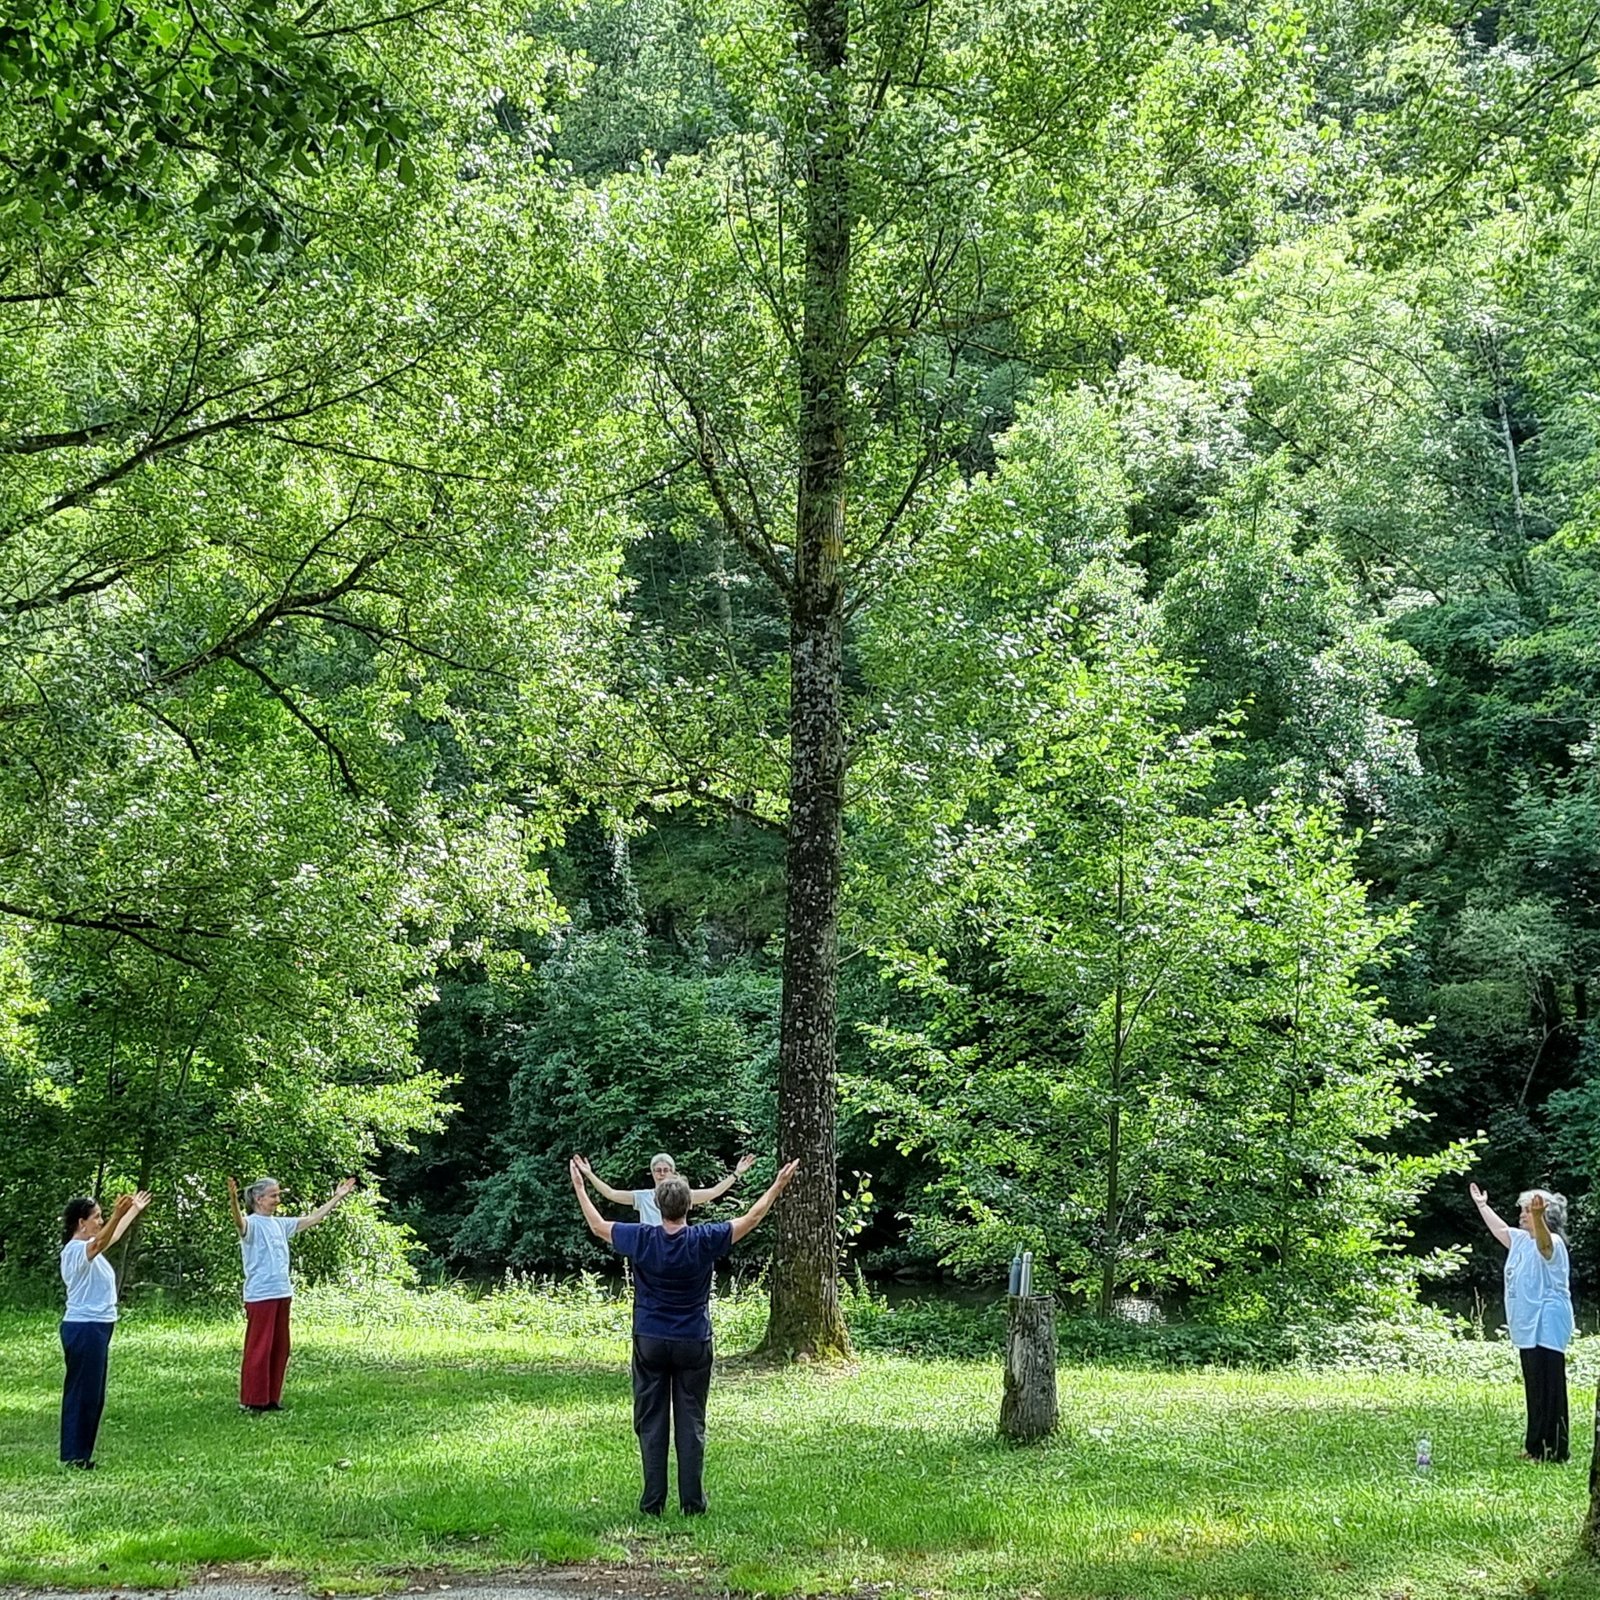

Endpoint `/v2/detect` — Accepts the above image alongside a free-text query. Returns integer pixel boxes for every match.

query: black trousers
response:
[631,1335,713,1514]
[1519,1346,1569,1462]
[60,1320,114,1464]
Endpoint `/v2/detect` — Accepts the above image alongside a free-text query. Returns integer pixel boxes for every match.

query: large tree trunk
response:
[762,0,853,1361]
[1585,1377,1600,1555]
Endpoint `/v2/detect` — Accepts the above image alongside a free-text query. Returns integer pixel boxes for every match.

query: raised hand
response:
[227,1175,239,1195]
[774,1159,801,1191]
[129,1190,153,1214]
[575,1154,594,1176]
[1469,1182,1486,1205]
[735,1154,757,1175]
[1530,1194,1547,1214]
[334,1177,358,1200]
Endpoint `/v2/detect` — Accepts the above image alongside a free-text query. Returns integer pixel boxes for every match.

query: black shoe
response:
[240,1403,270,1413]
[62,1458,96,1469]
[265,1403,284,1411]
[680,1504,707,1516]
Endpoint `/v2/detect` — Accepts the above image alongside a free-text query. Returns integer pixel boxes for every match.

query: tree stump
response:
[1000,1294,1058,1442]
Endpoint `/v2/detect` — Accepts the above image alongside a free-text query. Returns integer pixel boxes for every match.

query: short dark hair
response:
[61,1197,97,1246]
[656,1176,691,1222]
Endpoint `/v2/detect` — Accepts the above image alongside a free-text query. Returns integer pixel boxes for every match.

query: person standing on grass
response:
[1469,1181,1574,1462]
[574,1151,758,1226]
[58,1189,152,1468]
[227,1174,356,1412]
[571,1152,798,1516]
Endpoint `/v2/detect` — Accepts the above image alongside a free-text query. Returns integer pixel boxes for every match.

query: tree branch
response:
[0,900,212,971]
[224,654,363,796]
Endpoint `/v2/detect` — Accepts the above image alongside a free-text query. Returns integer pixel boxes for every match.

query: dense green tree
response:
[0,5,629,1284]
[452,931,778,1269]
[845,408,1467,1314]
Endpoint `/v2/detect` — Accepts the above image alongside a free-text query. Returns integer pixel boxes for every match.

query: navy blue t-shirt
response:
[612,1221,732,1340]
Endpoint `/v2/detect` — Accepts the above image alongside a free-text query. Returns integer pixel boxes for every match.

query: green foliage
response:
[0,3,626,1287]
[452,931,779,1269]
[845,392,1468,1318]
[0,0,431,263]
[5,0,1600,1330]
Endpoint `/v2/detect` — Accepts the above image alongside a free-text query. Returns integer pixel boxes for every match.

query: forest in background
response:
[3,0,1600,1330]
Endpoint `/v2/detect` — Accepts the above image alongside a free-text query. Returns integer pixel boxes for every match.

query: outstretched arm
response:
[1470,1182,1513,1249]
[295,1177,357,1234]
[88,1192,151,1260]
[226,1176,246,1239]
[690,1153,757,1207]
[571,1157,615,1244]
[575,1155,635,1207]
[729,1160,800,1244]
[1529,1194,1555,1261]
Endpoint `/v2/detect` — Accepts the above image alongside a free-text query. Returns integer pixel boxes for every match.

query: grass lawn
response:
[1,1290,1598,1599]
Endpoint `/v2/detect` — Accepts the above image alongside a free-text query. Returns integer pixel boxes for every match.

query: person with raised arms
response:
[575,1151,757,1226]
[57,1188,152,1467]
[1469,1180,1574,1461]
[571,1152,799,1516]
[227,1173,356,1412]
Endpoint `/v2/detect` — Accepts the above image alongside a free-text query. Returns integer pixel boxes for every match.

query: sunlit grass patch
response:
[0,1294,1596,1598]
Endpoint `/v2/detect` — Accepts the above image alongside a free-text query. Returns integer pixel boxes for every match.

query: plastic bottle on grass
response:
[1415,1435,1432,1474]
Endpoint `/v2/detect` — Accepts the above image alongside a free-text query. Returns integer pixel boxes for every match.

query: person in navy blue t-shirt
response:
[571,1153,799,1516]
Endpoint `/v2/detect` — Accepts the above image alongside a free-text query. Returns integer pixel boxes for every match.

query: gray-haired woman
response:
[574,1152,756,1226]
[1470,1181,1574,1461]
[226,1174,355,1411]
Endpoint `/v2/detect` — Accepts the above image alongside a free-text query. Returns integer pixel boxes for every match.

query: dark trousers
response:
[1519,1346,1569,1461]
[60,1320,114,1464]
[631,1335,713,1515]
[241,1297,292,1407]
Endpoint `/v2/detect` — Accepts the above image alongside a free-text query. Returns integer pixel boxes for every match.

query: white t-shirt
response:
[632,1188,663,1227]
[60,1239,119,1323]
[241,1213,302,1302]
[1505,1228,1575,1352]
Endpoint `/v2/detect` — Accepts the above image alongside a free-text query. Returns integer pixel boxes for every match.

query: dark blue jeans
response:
[60,1320,114,1464]
[631,1335,713,1514]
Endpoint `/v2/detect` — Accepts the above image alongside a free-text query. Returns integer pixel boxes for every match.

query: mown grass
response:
[1,1285,1598,1599]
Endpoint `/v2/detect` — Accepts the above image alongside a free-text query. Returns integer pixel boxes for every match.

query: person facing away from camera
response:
[1469,1180,1574,1462]
[570,1154,798,1516]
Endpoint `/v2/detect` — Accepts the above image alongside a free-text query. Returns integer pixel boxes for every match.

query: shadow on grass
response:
[1483,1545,1600,1600]
[1,1313,1596,1600]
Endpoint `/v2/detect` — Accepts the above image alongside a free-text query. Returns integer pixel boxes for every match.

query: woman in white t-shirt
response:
[1470,1181,1575,1461]
[574,1152,757,1226]
[58,1189,151,1466]
[227,1174,356,1411]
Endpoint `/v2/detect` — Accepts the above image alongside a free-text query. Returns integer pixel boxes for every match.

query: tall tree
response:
[584,0,1309,1357]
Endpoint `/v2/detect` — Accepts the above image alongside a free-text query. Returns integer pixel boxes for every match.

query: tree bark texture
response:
[1000,1295,1059,1443]
[1585,1377,1600,1555]
[762,0,853,1361]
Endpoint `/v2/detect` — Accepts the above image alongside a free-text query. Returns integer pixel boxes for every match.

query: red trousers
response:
[241,1297,292,1407]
